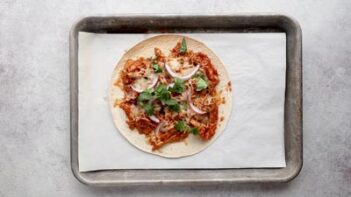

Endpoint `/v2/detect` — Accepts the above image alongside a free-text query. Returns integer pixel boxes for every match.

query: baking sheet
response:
[78,32,286,172]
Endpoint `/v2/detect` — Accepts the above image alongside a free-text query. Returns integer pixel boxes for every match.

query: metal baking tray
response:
[70,14,302,186]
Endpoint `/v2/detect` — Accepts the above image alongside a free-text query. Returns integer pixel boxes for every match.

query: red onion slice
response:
[131,74,158,93]
[149,115,160,123]
[165,64,200,81]
[130,85,144,93]
[187,91,207,114]
[155,122,165,136]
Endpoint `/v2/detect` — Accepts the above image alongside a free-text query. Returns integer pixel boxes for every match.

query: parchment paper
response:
[78,32,286,172]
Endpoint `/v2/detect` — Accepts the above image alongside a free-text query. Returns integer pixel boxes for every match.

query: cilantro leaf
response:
[174,120,199,135]
[155,84,171,102]
[155,84,167,93]
[168,103,180,112]
[175,120,200,135]
[192,71,205,79]
[180,37,187,54]
[143,103,154,116]
[137,88,153,103]
[154,84,181,112]
[137,89,155,115]
[152,61,162,73]
[175,120,186,132]
[189,127,199,135]
[163,98,177,106]
[163,99,180,112]
[169,78,185,93]
[196,77,208,91]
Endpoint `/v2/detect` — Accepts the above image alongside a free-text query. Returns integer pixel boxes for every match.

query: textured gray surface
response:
[0,0,350,196]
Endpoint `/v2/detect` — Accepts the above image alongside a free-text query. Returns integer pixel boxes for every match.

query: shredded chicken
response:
[116,39,222,150]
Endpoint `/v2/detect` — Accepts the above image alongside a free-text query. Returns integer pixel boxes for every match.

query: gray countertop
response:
[1,0,350,196]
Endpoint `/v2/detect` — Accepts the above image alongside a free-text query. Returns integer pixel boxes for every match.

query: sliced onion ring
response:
[155,122,165,136]
[165,64,200,81]
[149,115,160,123]
[187,91,207,114]
[130,85,144,93]
[131,75,158,93]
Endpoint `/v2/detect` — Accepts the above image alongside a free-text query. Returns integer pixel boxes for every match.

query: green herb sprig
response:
[180,38,187,54]
[169,78,185,94]
[137,83,183,115]
[175,120,199,135]
[196,77,208,91]
[152,59,162,73]
[193,71,208,91]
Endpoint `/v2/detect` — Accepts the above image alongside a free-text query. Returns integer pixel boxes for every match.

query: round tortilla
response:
[109,35,232,158]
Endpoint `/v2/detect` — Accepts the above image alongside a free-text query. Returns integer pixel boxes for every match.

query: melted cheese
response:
[167,58,195,75]
[132,70,157,91]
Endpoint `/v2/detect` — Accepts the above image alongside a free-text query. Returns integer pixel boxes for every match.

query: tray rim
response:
[70,13,303,186]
